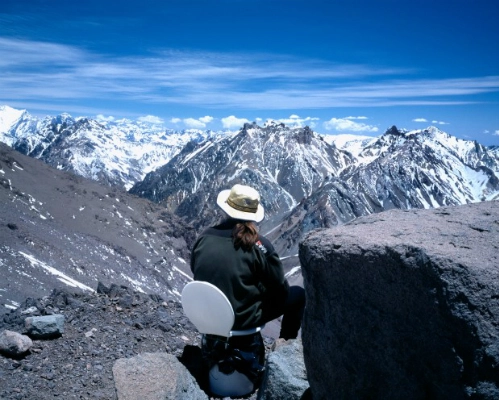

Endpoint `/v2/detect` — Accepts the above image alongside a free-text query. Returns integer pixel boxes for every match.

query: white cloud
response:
[222,115,250,129]
[493,130,499,136]
[138,115,164,124]
[96,114,115,122]
[323,117,379,133]
[170,116,214,128]
[413,117,448,125]
[199,116,214,124]
[277,115,320,128]
[345,116,368,120]
[183,118,206,128]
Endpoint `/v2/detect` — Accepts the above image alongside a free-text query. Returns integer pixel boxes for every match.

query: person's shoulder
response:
[255,235,275,255]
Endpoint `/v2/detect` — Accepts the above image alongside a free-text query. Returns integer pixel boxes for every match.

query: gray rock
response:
[25,314,65,338]
[113,352,208,400]
[0,330,33,357]
[299,200,499,400]
[258,338,310,400]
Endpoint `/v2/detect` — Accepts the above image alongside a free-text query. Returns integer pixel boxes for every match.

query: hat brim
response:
[216,189,265,223]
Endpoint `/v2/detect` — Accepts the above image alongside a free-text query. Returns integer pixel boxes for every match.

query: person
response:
[190,183,305,340]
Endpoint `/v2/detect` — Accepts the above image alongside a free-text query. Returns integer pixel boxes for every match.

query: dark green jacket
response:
[190,219,289,330]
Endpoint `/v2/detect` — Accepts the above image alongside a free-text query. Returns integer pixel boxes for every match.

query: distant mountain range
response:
[130,122,499,264]
[2,105,499,287]
[0,105,225,190]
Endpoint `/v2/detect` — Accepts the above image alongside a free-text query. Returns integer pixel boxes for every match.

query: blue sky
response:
[1,0,499,145]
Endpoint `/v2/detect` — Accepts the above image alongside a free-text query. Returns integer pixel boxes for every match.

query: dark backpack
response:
[201,331,265,386]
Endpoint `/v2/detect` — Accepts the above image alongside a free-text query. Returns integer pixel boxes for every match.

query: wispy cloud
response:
[168,116,214,128]
[183,117,208,129]
[413,118,428,122]
[1,38,499,115]
[96,114,115,122]
[323,117,379,133]
[138,115,164,124]
[277,115,320,128]
[494,130,499,136]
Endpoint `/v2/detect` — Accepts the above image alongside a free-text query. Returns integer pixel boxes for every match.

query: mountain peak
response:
[385,125,406,137]
[263,119,285,129]
[0,105,29,134]
[293,125,314,144]
[51,113,75,126]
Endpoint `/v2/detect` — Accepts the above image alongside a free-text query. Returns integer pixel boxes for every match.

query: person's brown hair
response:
[232,221,258,251]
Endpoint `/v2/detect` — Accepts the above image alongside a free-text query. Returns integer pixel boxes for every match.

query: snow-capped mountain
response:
[271,126,499,257]
[350,126,499,205]
[131,123,499,263]
[130,121,354,233]
[0,105,224,189]
[2,105,499,276]
[322,133,377,157]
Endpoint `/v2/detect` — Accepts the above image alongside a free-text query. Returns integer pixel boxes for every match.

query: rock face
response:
[299,200,499,400]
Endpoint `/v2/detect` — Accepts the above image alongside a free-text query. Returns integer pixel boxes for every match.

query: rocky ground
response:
[0,283,274,399]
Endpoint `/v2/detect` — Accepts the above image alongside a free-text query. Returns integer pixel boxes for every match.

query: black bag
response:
[201,332,265,385]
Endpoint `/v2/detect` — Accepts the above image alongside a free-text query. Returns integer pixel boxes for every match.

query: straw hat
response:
[216,184,265,222]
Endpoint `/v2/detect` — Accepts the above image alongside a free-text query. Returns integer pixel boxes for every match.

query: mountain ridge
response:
[0,105,227,190]
[2,104,499,279]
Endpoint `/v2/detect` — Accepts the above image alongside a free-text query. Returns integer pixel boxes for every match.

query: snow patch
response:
[285,266,301,278]
[19,252,95,292]
[119,273,146,293]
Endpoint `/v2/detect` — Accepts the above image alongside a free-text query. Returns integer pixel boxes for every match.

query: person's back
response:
[191,218,288,330]
[190,183,305,340]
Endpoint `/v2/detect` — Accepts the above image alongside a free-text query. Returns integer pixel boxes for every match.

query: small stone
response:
[84,328,97,338]
[23,364,33,371]
[44,371,56,380]
[25,314,65,338]
[21,306,39,315]
[0,330,33,357]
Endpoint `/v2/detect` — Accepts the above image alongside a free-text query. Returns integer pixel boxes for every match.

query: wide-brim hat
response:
[216,184,265,222]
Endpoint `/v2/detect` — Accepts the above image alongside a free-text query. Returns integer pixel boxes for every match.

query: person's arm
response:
[254,236,289,298]
[190,236,202,274]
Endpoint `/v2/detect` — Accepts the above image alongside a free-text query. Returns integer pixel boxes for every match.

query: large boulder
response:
[113,352,208,400]
[299,200,499,400]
